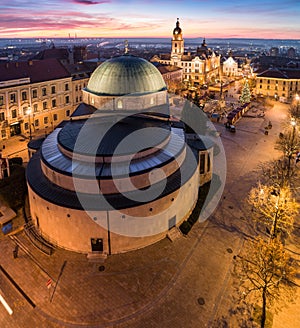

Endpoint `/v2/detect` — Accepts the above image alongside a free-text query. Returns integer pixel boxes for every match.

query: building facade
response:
[151,19,221,87]
[255,68,300,102]
[0,52,96,141]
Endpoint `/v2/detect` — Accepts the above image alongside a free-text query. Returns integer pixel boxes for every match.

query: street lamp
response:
[26,107,32,140]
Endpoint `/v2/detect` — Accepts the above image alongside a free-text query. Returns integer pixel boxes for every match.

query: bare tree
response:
[235,237,297,328]
[248,183,299,238]
[275,120,300,180]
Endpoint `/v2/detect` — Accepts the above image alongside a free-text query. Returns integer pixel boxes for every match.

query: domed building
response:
[26,54,213,255]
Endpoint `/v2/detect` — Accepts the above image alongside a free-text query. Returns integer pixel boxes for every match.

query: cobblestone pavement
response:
[0,101,299,328]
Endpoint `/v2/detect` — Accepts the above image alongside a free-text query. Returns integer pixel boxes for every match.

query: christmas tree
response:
[240,79,251,104]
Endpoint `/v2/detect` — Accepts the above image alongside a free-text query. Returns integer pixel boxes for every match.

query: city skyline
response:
[0,0,300,40]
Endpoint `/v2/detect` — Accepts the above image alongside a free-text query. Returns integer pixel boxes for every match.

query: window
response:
[0,112,5,121]
[66,110,70,117]
[65,84,69,91]
[117,100,123,109]
[79,96,82,101]
[34,119,39,127]
[207,154,211,172]
[10,93,16,103]
[24,122,29,130]
[42,88,47,96]
[0,95,4,106]
[44,117,48,124]
[53,114,58,121]
[21,91,27,101]
[51,86,56,94]
[52,99,56,108]
[76,97,78,103]
[43,101,47,110]
[75,85,78,92]
[1,130,6,138]
[23,107,27,115]
[200,154,205,174]
[65,96,70,104]
[267,80,270,84]
[11,109,17,118]
[32,89,38,98]
[33,104,38,112]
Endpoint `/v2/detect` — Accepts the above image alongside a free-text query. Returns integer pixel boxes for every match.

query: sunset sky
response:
[0,0,300,39]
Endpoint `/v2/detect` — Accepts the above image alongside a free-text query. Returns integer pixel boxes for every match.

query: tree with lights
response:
[239,79,251,104]
[248,183,299,238]
[235,237,296,328]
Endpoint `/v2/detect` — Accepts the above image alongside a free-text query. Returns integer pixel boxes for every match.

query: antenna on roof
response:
[124,40,129,54]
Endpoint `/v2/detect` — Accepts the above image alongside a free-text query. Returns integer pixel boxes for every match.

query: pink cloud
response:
[71,0,110,4]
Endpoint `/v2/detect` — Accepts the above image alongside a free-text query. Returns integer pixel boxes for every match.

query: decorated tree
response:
[235,237,296,328]
[248,183,299,238]
[240,79,251,104]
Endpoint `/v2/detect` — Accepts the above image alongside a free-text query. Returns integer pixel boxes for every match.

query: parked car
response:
[229,125,236,133]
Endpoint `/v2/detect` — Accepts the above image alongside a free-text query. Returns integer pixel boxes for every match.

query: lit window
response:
[117,100,123,109]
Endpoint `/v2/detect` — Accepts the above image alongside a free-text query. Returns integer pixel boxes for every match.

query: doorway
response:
[10,123,21,136]
[91,238,103,252]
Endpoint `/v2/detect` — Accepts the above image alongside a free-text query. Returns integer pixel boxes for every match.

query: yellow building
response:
[151,18,221,87]
[255,68,300,102]
[0,59,92,141]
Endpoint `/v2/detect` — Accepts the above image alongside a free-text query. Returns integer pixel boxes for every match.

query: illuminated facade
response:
[151,19,221,86]
[222,56,239,77]
[0,59,90,141]
[255,68,300,101]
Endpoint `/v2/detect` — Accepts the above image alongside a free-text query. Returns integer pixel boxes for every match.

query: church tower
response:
[171,18,184,59]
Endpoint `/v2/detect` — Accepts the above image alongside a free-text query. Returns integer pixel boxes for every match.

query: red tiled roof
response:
[0,59,70,84]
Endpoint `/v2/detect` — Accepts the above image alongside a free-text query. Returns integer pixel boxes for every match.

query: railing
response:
[24,221,54,256]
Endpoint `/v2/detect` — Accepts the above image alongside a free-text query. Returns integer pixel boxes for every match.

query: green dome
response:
[86,55,167,96]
